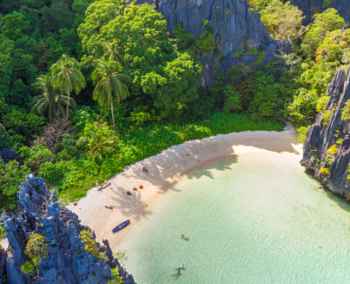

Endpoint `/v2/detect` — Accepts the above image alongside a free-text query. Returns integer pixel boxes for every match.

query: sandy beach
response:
[66,121,302,250]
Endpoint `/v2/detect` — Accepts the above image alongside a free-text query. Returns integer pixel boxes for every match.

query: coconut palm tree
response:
[31,74,77,120]
[91,58,130,132]
[51,55,86,120]
[103,39,123,63]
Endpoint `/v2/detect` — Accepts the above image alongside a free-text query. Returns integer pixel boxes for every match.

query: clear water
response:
[115,152,350,284]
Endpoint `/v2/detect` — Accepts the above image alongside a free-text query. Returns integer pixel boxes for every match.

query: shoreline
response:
[66,122,302,250]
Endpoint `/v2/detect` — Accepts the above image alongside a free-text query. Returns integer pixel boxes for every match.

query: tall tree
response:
[91,59,130,132]
[103,39,123,63]
[31,74,77,120]
[51,54,86,120]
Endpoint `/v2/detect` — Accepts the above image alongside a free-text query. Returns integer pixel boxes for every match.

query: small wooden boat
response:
[112,220,130,233]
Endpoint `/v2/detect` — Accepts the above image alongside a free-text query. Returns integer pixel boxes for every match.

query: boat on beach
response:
[112,220,130,233]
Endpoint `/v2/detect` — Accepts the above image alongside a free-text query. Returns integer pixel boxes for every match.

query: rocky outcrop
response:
[0,174,136,284]
[290,0,350,24]
[157,0,291,86]
[129,0,290,86]
[301,66,350,196]
[0,149,19,164]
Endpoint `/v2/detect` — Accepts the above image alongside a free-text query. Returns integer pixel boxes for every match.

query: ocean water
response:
[115,152,350,284]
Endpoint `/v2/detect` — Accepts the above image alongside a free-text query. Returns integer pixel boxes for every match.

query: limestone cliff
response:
[290,0,350,24]
[158,0,291,86]
[302,67,350,197]
[0,174,136,284]
[131,0,290,86]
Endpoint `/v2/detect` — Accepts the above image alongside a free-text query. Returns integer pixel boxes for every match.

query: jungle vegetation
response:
[0,0,349,210]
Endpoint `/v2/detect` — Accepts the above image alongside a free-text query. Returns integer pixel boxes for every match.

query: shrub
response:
[322,110,333,125]
[0,160,29,210]
[320,167,330,176]
[296,126,309,144]
[0,124,11,151]
[171,27,195,51]
[22,261,35,275]
[247,48,258,54]
[336,138,343,145]
[234,51,244,58]
[341,100,350,121]
[257,51,265,64]
[323,0,331,8]
[316,96,330,113]
[20,144,55,174]
[107,266,123,284]
[327,144,338,156]
[79,230,106,261]
[195,29,217,53]
[224,85,242,112]
[25,234,48,261]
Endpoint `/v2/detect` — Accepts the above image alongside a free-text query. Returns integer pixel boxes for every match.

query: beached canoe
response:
[112,220,130,233]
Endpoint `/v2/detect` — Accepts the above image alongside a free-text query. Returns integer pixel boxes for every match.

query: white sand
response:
[66,121,302,250]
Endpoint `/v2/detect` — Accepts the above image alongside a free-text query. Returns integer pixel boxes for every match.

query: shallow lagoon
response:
[116,151,350,283]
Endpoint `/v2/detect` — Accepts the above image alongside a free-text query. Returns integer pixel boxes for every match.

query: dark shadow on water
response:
[304,169,350,213]
[187,155,238,181]
[321,188,350,213]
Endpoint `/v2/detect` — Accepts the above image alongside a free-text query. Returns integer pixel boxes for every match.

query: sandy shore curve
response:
[66,121,302,250]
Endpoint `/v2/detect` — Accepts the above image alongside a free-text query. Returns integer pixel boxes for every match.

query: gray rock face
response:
[289,0,350,24]
[0,174,136,284]
[301,66,350,196]
[156,0,291,86]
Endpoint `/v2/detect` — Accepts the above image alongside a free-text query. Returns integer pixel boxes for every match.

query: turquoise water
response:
[116,152,350,283]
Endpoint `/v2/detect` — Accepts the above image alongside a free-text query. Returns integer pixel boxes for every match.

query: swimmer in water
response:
[173,269,181,278]
[181,234,189,240]
[175,264,184,270]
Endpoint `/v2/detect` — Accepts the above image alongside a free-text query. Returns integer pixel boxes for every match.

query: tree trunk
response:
[66,88,70,120]
[111,101,116,132]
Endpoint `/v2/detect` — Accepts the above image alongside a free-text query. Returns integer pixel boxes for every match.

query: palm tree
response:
[91,59,130,132]
[51,55,86,120]
[103,39,123,63]
[31,74,77,120]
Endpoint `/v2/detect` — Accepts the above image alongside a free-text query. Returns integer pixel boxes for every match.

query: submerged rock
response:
[0,174,136,284]
[302,66,350,197]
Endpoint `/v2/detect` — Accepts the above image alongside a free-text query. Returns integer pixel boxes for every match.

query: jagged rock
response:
[301,65,350,196]
[324,69,345,110]
[289,0,350,24]
[0,149,19,164]
[154,0,291,86]
[1,174,136,284]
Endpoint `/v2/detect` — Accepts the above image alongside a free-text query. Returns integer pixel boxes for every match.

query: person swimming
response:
[181,234,189,240]
[175,264,184,270]
[173,269,181,278]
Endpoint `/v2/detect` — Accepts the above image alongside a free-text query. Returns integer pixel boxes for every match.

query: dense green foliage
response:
[23,233,48,274]
[240,2,350,139]
[79,2,203,119]
[38,111,283,201]
[0,123,11,150]
[2,0,348,209]
[79,229,107,260]
[0,160,29,210]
